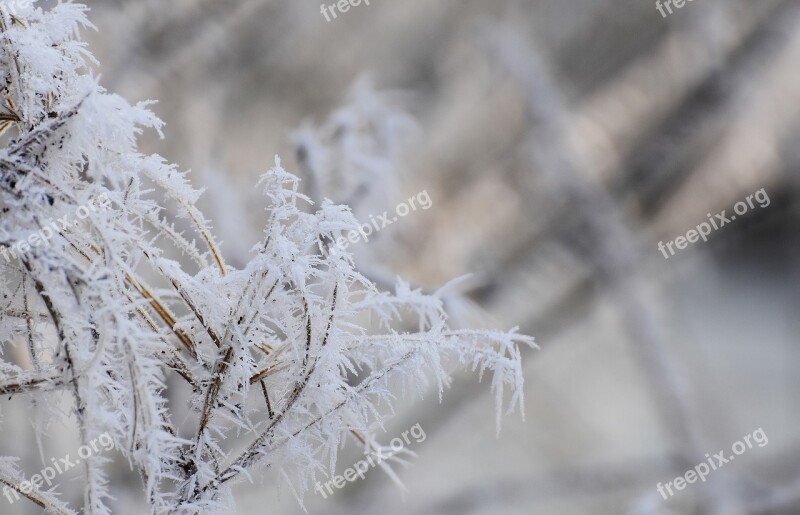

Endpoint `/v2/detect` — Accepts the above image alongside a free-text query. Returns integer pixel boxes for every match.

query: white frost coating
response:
[0,3,535,513]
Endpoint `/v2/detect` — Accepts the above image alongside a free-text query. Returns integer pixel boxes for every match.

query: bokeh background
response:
[7,0,800,513]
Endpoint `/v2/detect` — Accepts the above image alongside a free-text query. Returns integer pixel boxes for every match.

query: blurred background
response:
[8,0,800,513]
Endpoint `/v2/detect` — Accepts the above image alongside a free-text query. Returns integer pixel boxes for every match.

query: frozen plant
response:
[292,77,415,214]
[0,2,534,514]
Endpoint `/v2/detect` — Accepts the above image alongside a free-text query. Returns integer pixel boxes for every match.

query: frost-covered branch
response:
[0,3,535,514]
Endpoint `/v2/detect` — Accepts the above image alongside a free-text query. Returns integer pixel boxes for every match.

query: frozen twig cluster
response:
[0,2,533,514]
